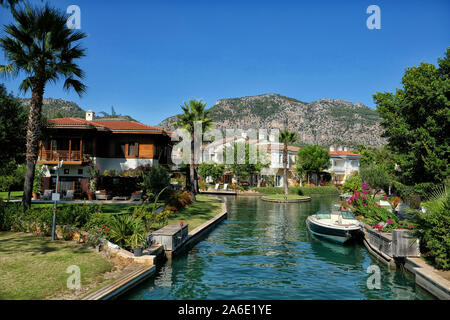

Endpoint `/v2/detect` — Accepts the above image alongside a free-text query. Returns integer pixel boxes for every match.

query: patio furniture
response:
[63,190,74,201]
[130,191,143,201]
[112,196,129,201]
[223,184,228,191]
[95,190,111,200]
[214,184,219,191]
[41,189,52,200]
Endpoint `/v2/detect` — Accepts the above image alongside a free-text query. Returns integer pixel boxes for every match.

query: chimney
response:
[344,147,348,152]
[86,110,94,121]
[337,146,343,151]
[329,145,335,152]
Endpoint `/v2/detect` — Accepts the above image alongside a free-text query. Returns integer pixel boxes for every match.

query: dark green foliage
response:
[360,164,391,195]
[198,162,225,183]
[296,145,330,185]
[141,165,170,197]
[0,203,104,232]
[374,48,450,185]
[0,162,25,197]
[415,192,450,270]
[0,84,27,165]
[108,214,146,249]
[224,142,269,184]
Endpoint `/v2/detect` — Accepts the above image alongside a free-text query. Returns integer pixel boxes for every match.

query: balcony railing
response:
[39,150,82,162]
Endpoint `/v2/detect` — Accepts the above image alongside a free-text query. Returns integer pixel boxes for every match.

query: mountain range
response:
[20,94,386,147]
[158,94,386,147]
[19,98,136,121]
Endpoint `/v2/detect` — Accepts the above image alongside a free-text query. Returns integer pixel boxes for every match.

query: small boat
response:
[306,210,363,244]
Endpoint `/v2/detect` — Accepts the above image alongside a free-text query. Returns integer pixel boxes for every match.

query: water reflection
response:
[122,196,434,300]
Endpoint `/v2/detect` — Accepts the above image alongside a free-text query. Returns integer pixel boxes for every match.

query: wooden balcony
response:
[38,150,85,165]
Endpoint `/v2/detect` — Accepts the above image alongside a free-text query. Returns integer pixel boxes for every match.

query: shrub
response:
[342,174,362,193]
[348,187,400,229]
[141,165,170,198]
[0,203,104,233]
[108,214,146,249]
[295,186,339,195]
[415,189,450,270]
[165,191,192,212]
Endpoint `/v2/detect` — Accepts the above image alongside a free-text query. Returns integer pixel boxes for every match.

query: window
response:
[128,142,138,157]
[78,169,83,175]
[128,142,136,156]
[116,143,125,157]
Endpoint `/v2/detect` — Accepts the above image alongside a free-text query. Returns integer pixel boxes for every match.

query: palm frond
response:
[0,3,87,94]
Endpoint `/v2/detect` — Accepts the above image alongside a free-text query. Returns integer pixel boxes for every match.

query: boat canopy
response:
[316,211,331,219]
[341,211,356,219]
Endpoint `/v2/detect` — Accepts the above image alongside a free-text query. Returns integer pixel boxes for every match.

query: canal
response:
[122,195,434,300]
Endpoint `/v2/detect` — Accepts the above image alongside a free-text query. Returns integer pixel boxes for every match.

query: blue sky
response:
[1,0,449,126]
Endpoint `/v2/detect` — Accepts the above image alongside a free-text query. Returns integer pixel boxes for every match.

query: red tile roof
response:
[329,151,362,157]
[47,117,171,135]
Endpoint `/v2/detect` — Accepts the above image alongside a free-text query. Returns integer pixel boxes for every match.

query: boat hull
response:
[306,217,361,244]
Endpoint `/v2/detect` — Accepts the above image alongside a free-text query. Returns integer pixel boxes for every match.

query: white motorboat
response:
[306,210,363,244]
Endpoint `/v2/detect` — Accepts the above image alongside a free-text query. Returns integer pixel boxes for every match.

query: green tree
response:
[280,130,298,194]
[141,165,170,198]
[360,164,391,198]
[0,83,27,165]
[342,173,362,194]
[374,48,450,185]
[0,5,87,206]
[0,161,26,201]
[198,162,225,184]
[172,99,213,199]
[224,141,269,187]
[296,145,330,186]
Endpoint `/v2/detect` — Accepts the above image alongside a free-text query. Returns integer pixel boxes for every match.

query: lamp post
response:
[51,160,64,240]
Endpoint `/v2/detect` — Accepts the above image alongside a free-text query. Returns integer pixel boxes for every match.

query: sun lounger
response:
[130,191,143,201]
[95,190,111,200]
[41,189,52,200]
[63,190,74,201]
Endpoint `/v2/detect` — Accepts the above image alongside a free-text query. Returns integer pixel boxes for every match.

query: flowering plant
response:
[348,183,399,228]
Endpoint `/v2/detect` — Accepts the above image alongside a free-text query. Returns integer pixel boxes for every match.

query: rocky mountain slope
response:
[159,94,386,147]
[20,98,136,121]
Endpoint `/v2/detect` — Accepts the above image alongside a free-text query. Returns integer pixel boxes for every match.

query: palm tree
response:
[172,100,213,200]
[0,5,87,206]
[280,130,298,195]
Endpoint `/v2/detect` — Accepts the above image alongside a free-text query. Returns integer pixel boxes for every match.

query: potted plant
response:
[128,217,147,257]
[129,232,146,257]
[86,155,99,200]
[32,165,44,200]
[88,178,96,200]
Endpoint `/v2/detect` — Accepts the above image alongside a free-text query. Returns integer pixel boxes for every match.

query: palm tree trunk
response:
[189,139,196,201]
[22,78,45,207]
[283,144,288,195]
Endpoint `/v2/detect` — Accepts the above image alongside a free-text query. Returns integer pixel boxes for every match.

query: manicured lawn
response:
[0,191,23,201]
[167,195,222,230]
[0,232,114,300]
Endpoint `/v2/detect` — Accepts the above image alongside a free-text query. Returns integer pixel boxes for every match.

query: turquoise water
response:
[123,196,434,300]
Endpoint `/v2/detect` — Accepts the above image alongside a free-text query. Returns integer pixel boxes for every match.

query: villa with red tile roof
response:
[197,137,362,187]
[38,111,172,197]
[326,147,362,186]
